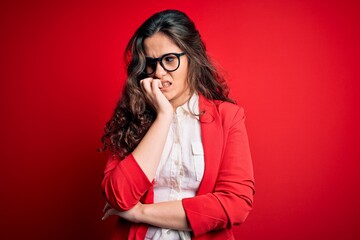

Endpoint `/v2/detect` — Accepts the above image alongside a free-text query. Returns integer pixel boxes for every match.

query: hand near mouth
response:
[140,78,173,116]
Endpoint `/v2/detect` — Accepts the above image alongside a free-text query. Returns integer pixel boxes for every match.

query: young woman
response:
[101,9,255,239]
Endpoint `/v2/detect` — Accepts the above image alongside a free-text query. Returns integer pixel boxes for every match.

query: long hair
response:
[101,9,234,159]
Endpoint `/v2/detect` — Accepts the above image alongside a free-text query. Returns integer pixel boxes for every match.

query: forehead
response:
[143,32,182,57]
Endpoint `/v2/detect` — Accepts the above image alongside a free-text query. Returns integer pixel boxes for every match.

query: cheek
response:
[171,63,189,87]
[179,66,189,85]
[171,71,187,85]
[177,73,188,88]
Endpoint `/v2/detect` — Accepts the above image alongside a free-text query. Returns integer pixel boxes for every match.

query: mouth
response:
[160,81,172,88]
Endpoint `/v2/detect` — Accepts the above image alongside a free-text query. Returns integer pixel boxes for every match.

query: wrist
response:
[156,111,173,122]
[128,203,144,223]
[136,203,148,223]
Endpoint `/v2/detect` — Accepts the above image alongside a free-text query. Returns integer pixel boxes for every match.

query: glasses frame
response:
[144,52,186,76]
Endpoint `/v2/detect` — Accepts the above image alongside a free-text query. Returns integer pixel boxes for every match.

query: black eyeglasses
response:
[144,52,186,75]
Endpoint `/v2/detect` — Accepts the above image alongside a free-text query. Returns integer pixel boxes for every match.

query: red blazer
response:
[102,95,255,239]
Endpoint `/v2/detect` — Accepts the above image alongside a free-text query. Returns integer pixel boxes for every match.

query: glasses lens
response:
[161,53,180,72]
[145,59,157,75]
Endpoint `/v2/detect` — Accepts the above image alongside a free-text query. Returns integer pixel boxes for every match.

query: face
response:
[143,32,190,109]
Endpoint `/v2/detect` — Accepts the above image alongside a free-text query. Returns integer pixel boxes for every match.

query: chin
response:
[162,92,173,100]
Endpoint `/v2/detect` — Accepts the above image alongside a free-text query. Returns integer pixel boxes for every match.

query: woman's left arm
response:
[103,106,254,233]
[103,200,190,231]
[181,106,255,236]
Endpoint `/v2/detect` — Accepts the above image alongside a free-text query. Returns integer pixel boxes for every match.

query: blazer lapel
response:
[197,95,224,195]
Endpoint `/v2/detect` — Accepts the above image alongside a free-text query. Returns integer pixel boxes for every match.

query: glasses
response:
[144,52,186,75]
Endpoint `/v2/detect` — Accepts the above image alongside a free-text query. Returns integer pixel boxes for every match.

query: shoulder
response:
[217,101,245,128]
[217,100,244,115]
[199,95,245,122]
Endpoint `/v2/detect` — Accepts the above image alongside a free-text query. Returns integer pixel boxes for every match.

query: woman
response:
[101,9,254,239]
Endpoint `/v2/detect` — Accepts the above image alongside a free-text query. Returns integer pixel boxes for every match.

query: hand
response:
[140,77,173,116]
[102,202,143,223]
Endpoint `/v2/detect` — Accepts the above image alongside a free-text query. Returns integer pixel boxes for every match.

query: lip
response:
[160,80,172,90]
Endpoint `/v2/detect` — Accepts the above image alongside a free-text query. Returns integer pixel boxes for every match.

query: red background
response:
[1,0,359,239]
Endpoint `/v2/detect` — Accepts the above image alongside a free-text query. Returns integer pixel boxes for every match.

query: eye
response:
[164,56,175,63]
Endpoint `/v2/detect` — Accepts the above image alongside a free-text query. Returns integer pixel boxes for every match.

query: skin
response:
[102,32,192,231]
[143,31,191,111]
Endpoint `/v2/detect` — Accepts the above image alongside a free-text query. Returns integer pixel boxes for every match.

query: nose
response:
[154,61,167,78]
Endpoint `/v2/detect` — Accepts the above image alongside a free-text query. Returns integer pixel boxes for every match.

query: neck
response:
[170,91,192,111]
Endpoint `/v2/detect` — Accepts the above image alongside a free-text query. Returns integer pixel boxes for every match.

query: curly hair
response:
[101,9,234,159]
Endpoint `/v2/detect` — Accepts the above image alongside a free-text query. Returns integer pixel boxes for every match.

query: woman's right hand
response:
[140,77,173,117]
[131,77,174,181]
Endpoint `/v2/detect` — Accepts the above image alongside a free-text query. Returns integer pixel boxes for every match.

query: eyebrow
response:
[145,52,185,60]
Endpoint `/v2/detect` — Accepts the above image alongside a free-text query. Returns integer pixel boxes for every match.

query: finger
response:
[101,212,108,221]
[102,208,115,221]
[141,78,153,94]
[103,202,110,213]
[151,79,163,91]
[140,79,154,106]
[139,78,151,90]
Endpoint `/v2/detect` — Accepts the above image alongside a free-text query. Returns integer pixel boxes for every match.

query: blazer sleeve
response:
[182,107,255,237]
[102,153,152,211]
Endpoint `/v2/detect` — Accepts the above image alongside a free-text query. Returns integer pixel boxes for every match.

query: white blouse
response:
[145,94,205,240]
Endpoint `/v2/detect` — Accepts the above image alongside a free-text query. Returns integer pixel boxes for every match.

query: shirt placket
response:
[169,111,183,201]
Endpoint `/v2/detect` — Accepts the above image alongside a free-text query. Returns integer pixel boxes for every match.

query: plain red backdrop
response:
[1,0,359,239]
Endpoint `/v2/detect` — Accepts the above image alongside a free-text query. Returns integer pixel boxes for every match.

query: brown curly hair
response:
[101,9,234,159]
